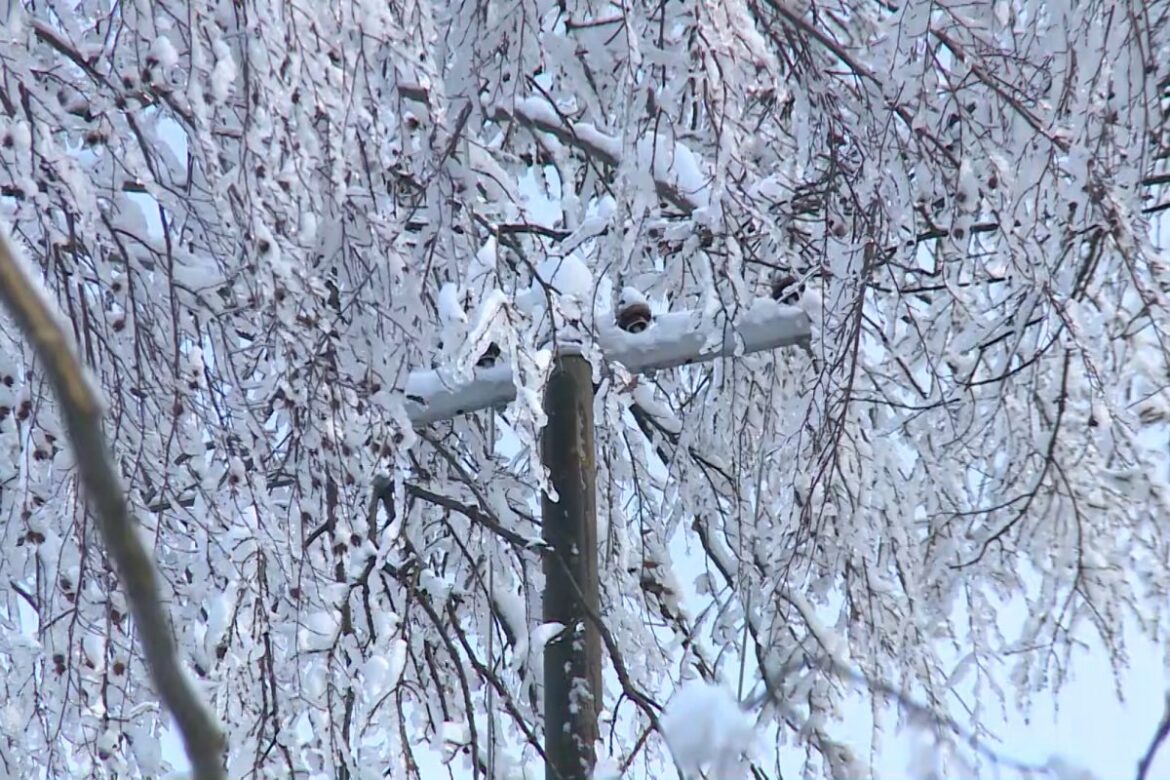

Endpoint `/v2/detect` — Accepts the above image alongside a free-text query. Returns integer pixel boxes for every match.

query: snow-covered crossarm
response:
[598,297,809,373]
[403,298,810,425]
[404,363,517,427]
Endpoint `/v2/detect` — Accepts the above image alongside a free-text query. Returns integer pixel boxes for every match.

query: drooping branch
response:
[0,228,226,780]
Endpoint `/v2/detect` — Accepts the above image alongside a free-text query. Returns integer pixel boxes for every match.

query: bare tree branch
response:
[0,228,226,780]
[1138,691,1170,780]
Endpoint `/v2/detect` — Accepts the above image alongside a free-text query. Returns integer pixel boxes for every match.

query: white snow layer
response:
[437,282,467,325]
[618,285,648,310]
[535,254,593,300]
[403,297,809,424]
[638,134,711,209]
[660,679,755,779]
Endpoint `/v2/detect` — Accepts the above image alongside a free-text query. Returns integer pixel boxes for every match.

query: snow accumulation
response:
[514,254,595,328]
[534,254,594,300]
[151,35,179,70]
[514,621,565,672]
[506,97,622,164]
[361,638,407,699]
[598,296,808,372]
[403,297,809,424]
[591,751,622,779]
[572,121,623,163]
[617,285,648,310]
[512,96,562,133]
[437,282,467,326]
[403,363,515,425]
[637,133,711,210]
[660,679,756,779]
[471,237,497,285]
[632,383,682,434]
[502,95,709,210]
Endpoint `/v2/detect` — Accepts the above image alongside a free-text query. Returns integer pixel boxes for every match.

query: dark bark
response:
[541,355,602,780]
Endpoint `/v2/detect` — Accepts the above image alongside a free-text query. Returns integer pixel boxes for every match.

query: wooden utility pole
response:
[405,297,809,780]
[540,355,602,780]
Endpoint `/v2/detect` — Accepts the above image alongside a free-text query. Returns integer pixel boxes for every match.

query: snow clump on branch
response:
[659,679,756,779]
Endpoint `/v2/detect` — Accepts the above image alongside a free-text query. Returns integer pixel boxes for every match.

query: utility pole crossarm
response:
[404,298,810,425]
[399,293,810,780]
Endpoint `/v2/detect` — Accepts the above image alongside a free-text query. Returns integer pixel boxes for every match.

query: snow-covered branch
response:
[8,0,1169,775]
[405,298,809,425]
[486,96,710,212]
[0,229,226,780]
